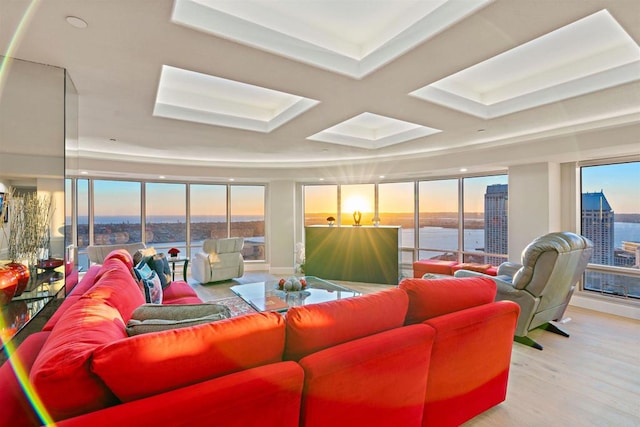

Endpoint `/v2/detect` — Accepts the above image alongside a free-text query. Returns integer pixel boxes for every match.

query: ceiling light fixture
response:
[460,168,468,172]
[65,16,88,29]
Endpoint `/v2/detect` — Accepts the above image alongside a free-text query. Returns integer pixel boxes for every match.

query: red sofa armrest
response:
[421,301,520,427]
[56,362,304,427]
[0,331,51,427]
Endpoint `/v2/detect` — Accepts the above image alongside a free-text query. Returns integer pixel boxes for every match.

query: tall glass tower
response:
[484,184,508,265]
[581,191,614,265]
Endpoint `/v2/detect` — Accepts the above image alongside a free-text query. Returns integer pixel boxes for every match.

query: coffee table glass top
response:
[230,276,361,313]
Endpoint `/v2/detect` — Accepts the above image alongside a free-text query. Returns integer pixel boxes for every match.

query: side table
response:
[168,257,189,282]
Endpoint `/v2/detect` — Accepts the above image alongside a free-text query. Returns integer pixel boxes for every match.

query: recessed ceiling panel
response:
[410,9,640,118]
[308,113,441,149]
[171,0,492,78]
[153,65,319,132]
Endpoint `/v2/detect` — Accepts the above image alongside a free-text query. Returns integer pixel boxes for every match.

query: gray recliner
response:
[454,232,593,350]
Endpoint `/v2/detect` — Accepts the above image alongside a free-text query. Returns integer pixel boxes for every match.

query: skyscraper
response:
[484,184,508,265]
[581,191,614,265]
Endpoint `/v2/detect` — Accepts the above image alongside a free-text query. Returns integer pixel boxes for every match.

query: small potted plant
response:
[326,216,335,226]
[168,247,180,258]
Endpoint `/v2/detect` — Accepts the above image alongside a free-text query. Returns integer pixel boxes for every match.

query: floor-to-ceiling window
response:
[462,175,508,264]
[379,182,415,266]
[418,179,459,262]
[93,180,142,249]
[340,184,374,226]
[230,185,265,261]
[304,185,337,226]
[68,179,266,269]
[581,160,640,299]
[146,182,186,254]
[189,184,227,252]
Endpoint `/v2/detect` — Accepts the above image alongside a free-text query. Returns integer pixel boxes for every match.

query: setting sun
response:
[343,195,371,213]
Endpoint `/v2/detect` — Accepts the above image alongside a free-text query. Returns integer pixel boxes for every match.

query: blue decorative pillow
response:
[133,261,163,304]
[147,253,172,289]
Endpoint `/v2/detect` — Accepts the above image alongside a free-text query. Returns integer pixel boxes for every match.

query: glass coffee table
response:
[230,276,361,313]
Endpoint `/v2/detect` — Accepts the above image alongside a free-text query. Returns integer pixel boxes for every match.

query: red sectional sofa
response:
[0,250,519,427]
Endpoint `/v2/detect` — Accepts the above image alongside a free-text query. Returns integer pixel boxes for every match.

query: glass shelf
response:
[1,267,66,347]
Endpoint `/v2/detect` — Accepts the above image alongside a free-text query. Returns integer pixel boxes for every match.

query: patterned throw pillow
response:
[133,261,163,304]
[133,247,157,266]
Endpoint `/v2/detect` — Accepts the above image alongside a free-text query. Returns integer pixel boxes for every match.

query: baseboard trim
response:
[570,293,640,320]
[269,267,296,275]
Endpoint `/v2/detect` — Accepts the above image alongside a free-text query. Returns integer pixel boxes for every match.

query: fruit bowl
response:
[277,276,307,292]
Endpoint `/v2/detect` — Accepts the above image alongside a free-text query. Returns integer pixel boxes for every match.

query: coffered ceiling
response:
[1,0,639,182]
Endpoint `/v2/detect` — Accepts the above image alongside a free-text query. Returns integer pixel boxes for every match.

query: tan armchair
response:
[454,232,593,350]
[191,238,245,284]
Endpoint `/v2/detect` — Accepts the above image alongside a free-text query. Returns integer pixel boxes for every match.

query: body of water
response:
[402,222,640,254]
[74,216,640,250]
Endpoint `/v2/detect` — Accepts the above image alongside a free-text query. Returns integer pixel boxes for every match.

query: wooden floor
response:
[193,273,640,427]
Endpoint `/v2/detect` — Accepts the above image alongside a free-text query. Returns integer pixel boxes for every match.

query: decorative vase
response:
[353,210,362,226]
[5,262,30,297]
[0,266,18,306]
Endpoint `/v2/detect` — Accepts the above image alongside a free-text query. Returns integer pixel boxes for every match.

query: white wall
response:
[0,57,65,170]
[507,162,561,261]
[0,57,66,260]
[267,180,296,275]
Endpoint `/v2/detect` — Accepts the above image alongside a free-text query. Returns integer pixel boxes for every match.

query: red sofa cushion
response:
[91,312,286,402]
[83,256,146,321]
[0,331,51,427]
[55,362,304,427]
[43,265,103,332]
[299,324,434,427]
[70,265,102,295]
[284,288,408,361]
[399,277,496,324]
[29,298,126,421]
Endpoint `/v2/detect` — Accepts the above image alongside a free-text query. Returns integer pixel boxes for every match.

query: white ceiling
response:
[1,0,639,182]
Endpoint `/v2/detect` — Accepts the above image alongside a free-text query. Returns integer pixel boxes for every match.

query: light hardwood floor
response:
[192,273,640,427]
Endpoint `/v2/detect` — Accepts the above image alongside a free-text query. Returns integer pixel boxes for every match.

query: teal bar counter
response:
[304,226,401,285]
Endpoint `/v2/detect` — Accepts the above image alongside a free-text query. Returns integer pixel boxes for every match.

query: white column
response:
[508,162,561,261]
